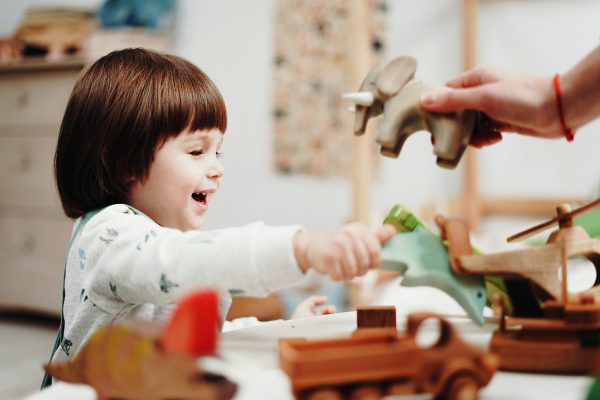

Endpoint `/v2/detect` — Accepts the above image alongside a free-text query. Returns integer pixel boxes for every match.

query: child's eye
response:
[189,149,203,157]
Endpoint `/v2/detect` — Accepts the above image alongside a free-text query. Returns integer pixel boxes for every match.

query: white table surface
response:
[27,311,593,400]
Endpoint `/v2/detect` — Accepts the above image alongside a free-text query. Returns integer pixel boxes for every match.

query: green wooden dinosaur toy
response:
[380,205,508,326]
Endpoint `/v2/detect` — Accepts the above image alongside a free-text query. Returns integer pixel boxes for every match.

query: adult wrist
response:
[539,76,561,135]
[553,73,576,141]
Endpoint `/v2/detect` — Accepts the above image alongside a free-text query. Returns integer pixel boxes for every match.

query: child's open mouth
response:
[191,192,208,204]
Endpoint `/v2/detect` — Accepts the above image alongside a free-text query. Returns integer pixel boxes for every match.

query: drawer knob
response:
[20,234,36,253]
[16,90,29,108]
[19,153,32,171]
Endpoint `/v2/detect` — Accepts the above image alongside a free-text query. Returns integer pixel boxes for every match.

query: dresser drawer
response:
[0,69,78,125]
[0,133,61,209]
[0,215,73,315]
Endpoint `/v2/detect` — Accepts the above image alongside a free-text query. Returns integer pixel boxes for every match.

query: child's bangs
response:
[170,73,227,137]
[151,61,227,146]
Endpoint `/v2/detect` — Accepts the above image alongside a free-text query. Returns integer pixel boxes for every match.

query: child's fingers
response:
[361,229,382,270]
[336,235,358,280]
[374,224,396,244]
[344,225,371,276]
[319,305,337,315]
[308,295,328,306]
[328,258,344,281]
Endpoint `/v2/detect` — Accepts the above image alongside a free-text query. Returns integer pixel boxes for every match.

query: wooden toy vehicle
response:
[438,199,600,374]
[279,312,498,400]
[343,55,477,169]
[44,290,237,400]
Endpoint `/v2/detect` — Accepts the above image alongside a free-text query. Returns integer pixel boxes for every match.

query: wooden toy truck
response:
[279,312,498,400]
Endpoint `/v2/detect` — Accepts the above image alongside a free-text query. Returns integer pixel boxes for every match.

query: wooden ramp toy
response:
[279,310,498,400]
[343,55,477,169]
[44,290,237,400]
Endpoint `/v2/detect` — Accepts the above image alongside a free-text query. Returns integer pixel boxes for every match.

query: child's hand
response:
[290,295,336,319]
[293,223,396,281]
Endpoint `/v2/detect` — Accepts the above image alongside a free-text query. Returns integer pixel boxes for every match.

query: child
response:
[43,48,395,386]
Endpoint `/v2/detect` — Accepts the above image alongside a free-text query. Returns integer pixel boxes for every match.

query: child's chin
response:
[188,217,205,231]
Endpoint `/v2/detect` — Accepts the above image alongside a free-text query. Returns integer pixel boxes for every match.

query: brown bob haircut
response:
[55,48,227,219]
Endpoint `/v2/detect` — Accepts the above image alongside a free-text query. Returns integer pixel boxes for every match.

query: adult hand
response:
[420,67,562,147]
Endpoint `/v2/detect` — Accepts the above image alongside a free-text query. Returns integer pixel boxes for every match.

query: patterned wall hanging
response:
[273,0,388,177]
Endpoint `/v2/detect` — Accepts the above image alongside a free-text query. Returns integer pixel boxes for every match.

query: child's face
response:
[129,128,224,231]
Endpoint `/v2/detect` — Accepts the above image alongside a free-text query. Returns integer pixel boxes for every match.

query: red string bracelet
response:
[553,73,575,142]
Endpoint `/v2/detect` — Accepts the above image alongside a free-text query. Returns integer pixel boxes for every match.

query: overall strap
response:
[40,209,102,390]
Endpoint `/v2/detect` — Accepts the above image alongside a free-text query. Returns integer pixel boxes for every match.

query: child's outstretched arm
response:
[293,223,396,281]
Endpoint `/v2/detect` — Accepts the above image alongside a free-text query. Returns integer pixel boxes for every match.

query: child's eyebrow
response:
[184,132,205,141]
[184,132,224,146]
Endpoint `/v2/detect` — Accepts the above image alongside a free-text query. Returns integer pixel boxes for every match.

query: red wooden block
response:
[160,289,219,356]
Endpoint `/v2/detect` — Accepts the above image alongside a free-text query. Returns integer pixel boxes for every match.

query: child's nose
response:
[207,158,224,178]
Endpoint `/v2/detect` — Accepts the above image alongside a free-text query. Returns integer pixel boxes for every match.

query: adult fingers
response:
[470,129,503,148]
[470,114,503,148]
[420,87,489,113]
[445,67,496,88]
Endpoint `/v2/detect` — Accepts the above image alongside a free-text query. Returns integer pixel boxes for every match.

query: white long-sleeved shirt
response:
[51,204,304,363]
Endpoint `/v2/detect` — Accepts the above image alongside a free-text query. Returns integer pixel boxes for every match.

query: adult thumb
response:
[420,88,482,113]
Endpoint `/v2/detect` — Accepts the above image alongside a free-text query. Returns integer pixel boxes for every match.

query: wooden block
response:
[356,306,396,329]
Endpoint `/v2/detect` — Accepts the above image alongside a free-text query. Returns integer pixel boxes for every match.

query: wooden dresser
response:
[0,57,85,316]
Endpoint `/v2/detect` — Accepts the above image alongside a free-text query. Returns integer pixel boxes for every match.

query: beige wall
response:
[4,0,599,231]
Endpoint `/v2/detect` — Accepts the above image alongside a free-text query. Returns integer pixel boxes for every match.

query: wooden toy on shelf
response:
[279,310,498,400]
[437,199,600,374]
[342,55,477,169]
[43,290,237,400]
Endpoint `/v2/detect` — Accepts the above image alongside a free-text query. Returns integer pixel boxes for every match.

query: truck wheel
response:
[303,387,343,400]
[386,379,416,395]
[349,384,382,400]
[444,374,479,400]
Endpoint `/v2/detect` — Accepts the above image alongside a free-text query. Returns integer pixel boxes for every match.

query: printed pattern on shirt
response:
[109,281,124,302]
[136,230,157,251]
[189,231,221,243]
[60,339,73,356]
[99,227,119,246]
[159,273,179,293]
[78,248,87,270]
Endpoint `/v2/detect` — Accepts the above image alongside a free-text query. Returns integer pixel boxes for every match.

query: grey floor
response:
[0,313,58,400]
